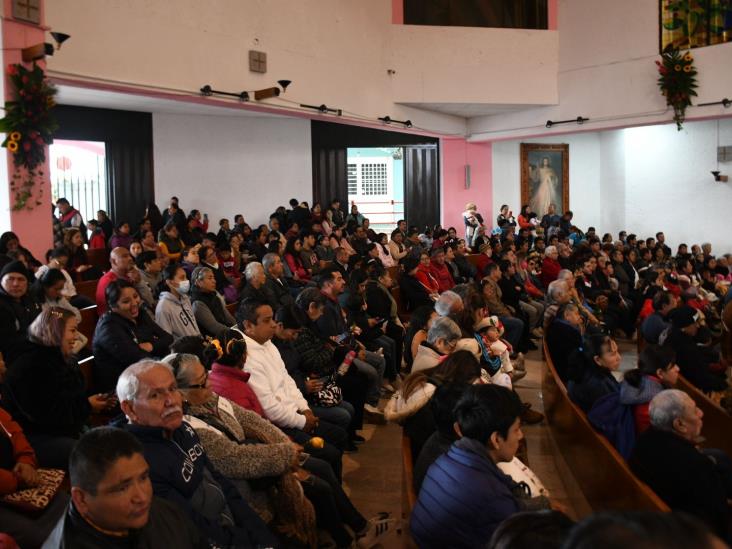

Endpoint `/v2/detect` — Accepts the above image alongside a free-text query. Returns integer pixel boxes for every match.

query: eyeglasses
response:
[187,371,208,390]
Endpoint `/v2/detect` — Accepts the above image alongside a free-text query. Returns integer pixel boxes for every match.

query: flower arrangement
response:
[656,45,698,131]
[0,63,58,210]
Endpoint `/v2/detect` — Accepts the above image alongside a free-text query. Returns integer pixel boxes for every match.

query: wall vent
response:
[718,146,732,163]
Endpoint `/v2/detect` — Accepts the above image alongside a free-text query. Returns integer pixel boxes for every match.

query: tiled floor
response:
[341,340,648,547]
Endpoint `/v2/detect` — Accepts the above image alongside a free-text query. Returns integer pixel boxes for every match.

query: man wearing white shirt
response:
[239,298,347,480]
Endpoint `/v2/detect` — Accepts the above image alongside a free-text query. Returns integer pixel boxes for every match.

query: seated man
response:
[481,263,525,351]
[115,360,277,548]
[631,390,732,543]
[546,303,584,383]
[45,427,204,548]
[134,251,163,310]
[640,290,675,344]
[238,298,348,480]
[262,252,295,310]
[410,384,550,548]
[428,248,455,294]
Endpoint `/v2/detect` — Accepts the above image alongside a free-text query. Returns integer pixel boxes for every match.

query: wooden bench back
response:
[542,341,670,512]
[78,305,98,350]
[76,279,99,303]
[226,301,239,317]
[401,431,418,518]
[466,254,482,268]
[86,248,110,271]
[78,355,95,392]
[677,375,732,457]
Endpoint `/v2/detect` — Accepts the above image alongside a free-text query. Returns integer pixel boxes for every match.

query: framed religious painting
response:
[520,143,569,218]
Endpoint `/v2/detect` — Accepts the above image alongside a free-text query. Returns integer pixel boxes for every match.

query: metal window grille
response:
[50,142,108,226]
[360,163,388,195]
[347,163,358,194]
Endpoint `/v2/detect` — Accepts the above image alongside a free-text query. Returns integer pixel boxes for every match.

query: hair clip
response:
[209,339,223,359]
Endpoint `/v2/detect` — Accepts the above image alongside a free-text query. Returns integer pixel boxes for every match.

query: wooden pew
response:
[78,305,98,350]
[400,431,419,548]
[76,279,99,304]
[401,431,418,518]
[226,301,239,317]
[542,341,669,512]
[677,375,732,457]
[466,254,482,269]
[86,247,110,271]
[78,355,95,392]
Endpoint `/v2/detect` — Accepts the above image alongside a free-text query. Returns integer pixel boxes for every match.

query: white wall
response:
[624,119,732,253]
[470,0,732,140]
[492,118,732,253]
[153,113,312,228]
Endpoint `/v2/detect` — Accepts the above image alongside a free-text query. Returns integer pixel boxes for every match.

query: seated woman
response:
[0,231,41,270]
[108,221,133,249]
[158,221,185,262]
[35,247,93,309]
[567,334,621,413]
[410,384,551,548]
[288,292,367,449]
[283,237,311,283]
[403,305,438,372]
[155,263,201,339]
[208,330,265,416]
[416,251,440,295]
[3,308,114,468]
[92,280,173,393]
[400,256,436,312]
[190,266,236,339]
[63,228,100,281]
[30,268,88,353]
[620,345,680,434]
[170,352,392,549]
[385,350,482,460]
[0,397,68,548]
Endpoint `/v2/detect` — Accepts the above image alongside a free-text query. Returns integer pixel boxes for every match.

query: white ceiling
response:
[55,85,285,118]
[400,102,543,117]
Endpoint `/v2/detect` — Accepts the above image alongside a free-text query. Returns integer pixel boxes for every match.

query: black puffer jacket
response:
[3,342,90,438]
[0,289,41,361]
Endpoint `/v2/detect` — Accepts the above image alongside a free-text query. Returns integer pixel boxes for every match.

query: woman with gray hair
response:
[166,352,393,549]
[411,316,462,373]
[190,265,236,339]
[2,307,115,469]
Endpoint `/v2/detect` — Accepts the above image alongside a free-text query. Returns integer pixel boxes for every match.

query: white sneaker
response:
[364,403,382,414]
[356,515,397,548]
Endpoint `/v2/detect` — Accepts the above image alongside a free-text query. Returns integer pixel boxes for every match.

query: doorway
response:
[346,147,404,233]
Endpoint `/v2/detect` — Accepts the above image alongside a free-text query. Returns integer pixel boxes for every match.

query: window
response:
[50,140,108,225]
[360,163,388,196]
[660,0,732,51]
[347,163,358,194]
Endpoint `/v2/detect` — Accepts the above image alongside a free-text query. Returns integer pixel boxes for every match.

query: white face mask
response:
[177,280,190,294]
[210,262,219,269]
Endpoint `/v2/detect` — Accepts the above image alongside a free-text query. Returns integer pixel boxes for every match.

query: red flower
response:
[35,137,43,145]
[22,141,31,152]
[21,75,29,84]
[6,64,17,76]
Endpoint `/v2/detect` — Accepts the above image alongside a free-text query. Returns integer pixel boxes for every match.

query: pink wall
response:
[2,0,52,261]
[441,138,492,233]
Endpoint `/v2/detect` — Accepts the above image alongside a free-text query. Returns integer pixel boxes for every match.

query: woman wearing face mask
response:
[155,263,200,339]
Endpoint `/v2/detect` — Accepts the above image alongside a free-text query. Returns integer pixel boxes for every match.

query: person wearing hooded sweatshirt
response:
[0,261,41,361]
[619,345,680,435]
[155,263,200,339]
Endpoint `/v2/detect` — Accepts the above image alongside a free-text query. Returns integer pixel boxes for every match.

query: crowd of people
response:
[0,195,730,547]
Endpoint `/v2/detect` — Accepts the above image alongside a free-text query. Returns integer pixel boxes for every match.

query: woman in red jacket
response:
[415,251,440,296]
[284,236,311,282]
[541,245,562,287]
[517,204,534,230]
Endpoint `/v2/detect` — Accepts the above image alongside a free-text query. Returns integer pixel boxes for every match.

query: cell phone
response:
[335,333,349,344]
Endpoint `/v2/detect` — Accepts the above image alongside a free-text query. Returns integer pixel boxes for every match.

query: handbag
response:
[309,375,343,408]
[1,468,65,513]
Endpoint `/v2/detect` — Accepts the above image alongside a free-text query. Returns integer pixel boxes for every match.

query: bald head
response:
[110,247,133,276]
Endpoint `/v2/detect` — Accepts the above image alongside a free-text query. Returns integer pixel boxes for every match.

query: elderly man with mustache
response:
[115,359,278,548]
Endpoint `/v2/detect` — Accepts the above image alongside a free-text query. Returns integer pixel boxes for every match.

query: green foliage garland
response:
[0,63,58,210]
[656,45,698,131]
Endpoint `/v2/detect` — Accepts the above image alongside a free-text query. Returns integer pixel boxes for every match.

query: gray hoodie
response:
[155,291,200,339]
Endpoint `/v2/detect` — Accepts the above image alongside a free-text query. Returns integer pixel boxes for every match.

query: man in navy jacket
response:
[410,385,550,548]
[116,359,277,548]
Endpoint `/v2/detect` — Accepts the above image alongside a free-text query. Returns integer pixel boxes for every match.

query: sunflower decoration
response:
[0,63,58,210]
[655,45,698,131]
